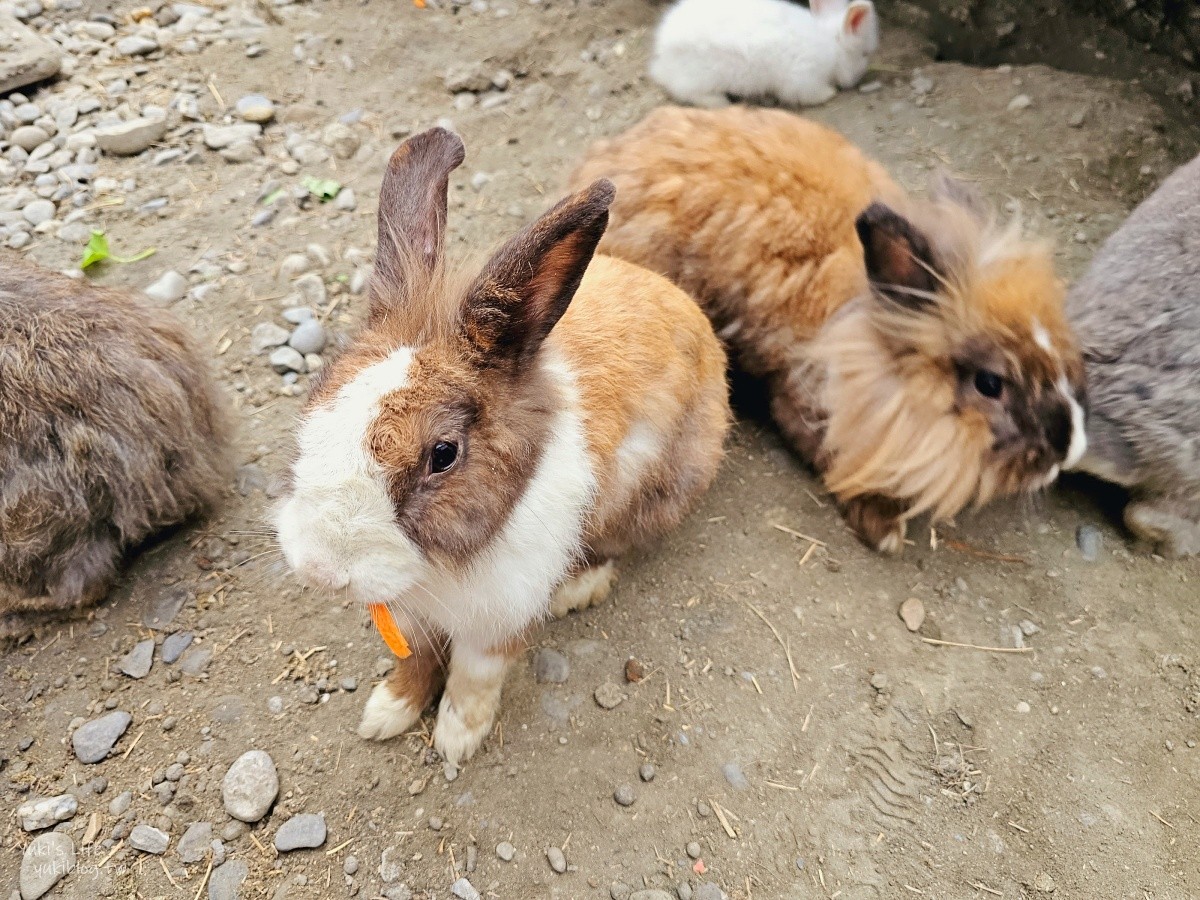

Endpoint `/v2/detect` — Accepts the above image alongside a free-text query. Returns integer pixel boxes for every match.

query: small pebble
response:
[222,750,279,823]
[687,841,702,859]
[899,597,925,632]
[118,639,155,678]
[721,761,749,791]
[1076,524,1102,561]
[343,855,359,875]
[594,682,625,709]
[614,783,636,807]
[275,813,326,851]
[451,878,481,900]
[1007,94,1032,112]
[18,794,77,831]
[145,270,187,304]
[73,711,132,764]
[639,763,656,782]
[624,657,645,683]
[236,94,275,123]
[496,841,516,862]
[546,846,567,874]
[288,319,327,355]
[129,824,169,855]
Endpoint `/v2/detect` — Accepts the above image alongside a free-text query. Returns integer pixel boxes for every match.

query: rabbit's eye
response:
[430,440,459,474]
[974,369,1004,399]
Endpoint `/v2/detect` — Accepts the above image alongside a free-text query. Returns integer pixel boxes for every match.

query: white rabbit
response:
[649,0,880,109]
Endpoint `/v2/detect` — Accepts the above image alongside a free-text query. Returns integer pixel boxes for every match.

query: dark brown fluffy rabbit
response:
[0,259,230,639]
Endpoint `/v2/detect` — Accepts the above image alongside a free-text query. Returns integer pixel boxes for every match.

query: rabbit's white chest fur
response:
[418,348,598,646]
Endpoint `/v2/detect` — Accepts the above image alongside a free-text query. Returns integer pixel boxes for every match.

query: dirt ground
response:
[4,1,1200,898]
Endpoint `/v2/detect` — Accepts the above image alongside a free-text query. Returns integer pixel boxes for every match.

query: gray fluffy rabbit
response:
[0,259,231,639]
[1067,153,1200,556]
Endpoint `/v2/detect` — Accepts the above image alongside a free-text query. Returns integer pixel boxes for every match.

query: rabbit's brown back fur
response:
[0,260,229,635]
[573,105,902,378]
[573,106,1084,551]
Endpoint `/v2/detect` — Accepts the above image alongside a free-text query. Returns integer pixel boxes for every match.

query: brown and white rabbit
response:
[0,260,230,640]
[273,128,729,764]
[571,106,1087,552]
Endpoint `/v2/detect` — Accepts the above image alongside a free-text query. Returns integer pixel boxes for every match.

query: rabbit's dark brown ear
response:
[855,202,942,309]
[371,128,466,314]
[463,179,615,370]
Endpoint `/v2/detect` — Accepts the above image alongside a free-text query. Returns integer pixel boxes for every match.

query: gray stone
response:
[208,859,248,900]
[630,892,673,900]
[11,125,48,152]
[693,885,726,900]
[162,632,193,664]
[546,846,566,874]
[222,750,278,822]
[533,648,569,684]
[383,887,412,900]
[177,822,212,863]
[17,794,77,831]
[129,824,169,855]
[21,198,53,225]
[179,647,212,676]
[0,13,62,95]
[109,791,133,816]
[687,841,702,859]
[274,813,326,851]
[614,784,636,807]
[19,832,75,900]
[334,188,357,211]
[235,94,274,123]
[94,117,167,156]
[293,272,326,307]
[203,123,260,150]
[320,122,359,159]
[451,879,481,900]
[118,639,155,678]
[342,855,359,876]
[1076,524,1102,562]
[721,761,749,791]
[639,763,656,783]
[116,34,158,55]
[251,322,290,353]
[269,346,305,374]
[72,711,132,763]
[144,587,188,629]
[288,319,327,355]
[145,270,187,304]
[379,845,404,882]
[496,841,515,861]
[281,306,314,324]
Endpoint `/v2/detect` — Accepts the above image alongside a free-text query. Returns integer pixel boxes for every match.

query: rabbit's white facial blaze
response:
[1060,377,1088,470]
[276,346,428,604]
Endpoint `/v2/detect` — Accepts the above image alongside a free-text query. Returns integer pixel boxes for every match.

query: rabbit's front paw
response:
[550,561,616,619]
[358,680,422,741]
[842,494,908,555]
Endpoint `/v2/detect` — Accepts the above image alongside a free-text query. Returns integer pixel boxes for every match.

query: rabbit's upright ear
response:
[855,202,942,310]
[370,128,466,319]
[843,1,875,37]
[810,0,848,15]
[463,179,615,370]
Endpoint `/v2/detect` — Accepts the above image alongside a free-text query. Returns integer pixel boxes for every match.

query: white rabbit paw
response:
[433,693,495,766]
[358,680,421,741]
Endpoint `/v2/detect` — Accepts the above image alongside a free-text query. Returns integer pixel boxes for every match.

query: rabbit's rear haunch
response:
[274,128,729,765]
[572,106,1087,553]
[0,262,230,640]
[1068,153,1200,557]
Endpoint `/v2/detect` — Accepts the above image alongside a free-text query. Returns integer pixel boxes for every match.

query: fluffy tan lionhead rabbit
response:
[274,128,729,764]
[0,261,229,640]
[572,106,1087,552]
